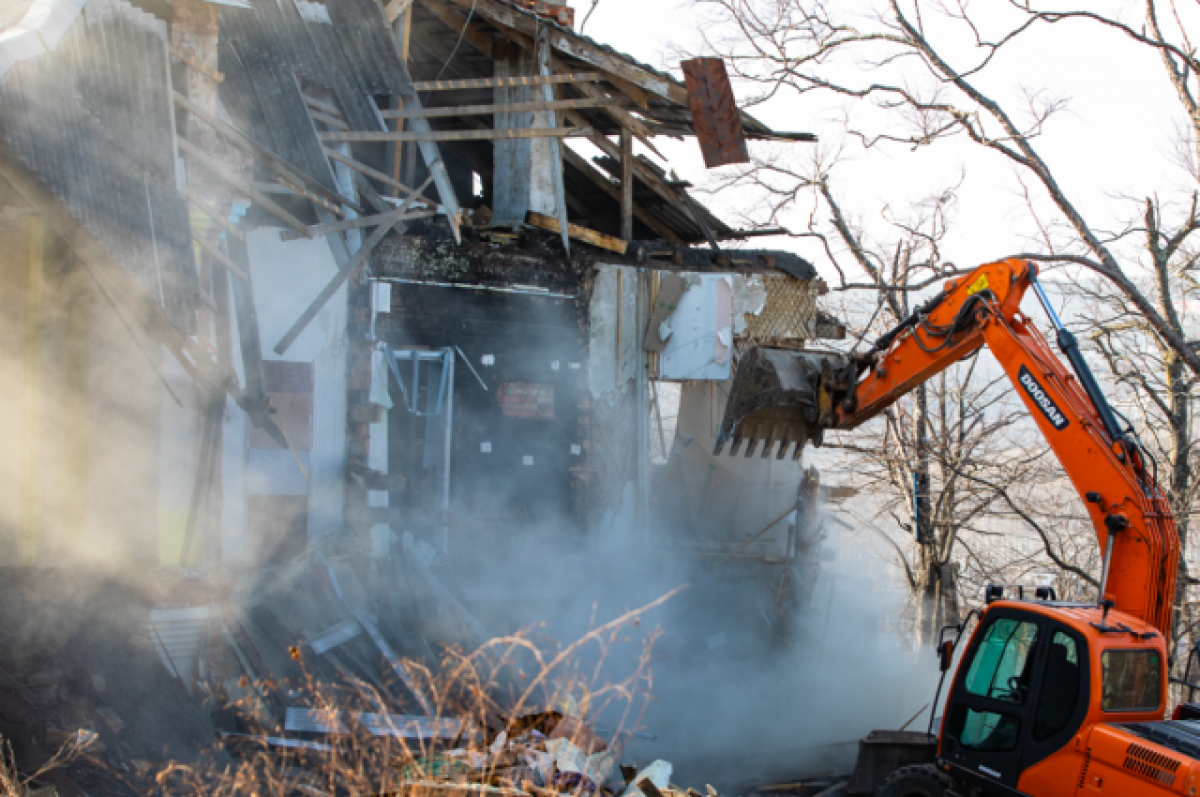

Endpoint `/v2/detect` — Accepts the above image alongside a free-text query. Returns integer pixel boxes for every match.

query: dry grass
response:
[152,587,686,797]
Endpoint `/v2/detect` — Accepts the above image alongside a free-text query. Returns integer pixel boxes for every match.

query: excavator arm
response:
[721,258,1180,638]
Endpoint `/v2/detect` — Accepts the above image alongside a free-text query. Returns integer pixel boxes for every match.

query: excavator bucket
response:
[715,347,853,459]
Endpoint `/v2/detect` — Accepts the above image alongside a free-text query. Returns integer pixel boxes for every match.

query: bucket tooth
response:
[791,440,804,461]
[729,436,744,457]
[760,425,776,459]
[776,428,791,460]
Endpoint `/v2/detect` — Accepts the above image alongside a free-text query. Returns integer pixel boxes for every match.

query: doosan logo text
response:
[1019,366,1069,430]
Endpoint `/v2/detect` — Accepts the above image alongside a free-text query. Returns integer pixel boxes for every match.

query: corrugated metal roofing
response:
[0,0,198,324]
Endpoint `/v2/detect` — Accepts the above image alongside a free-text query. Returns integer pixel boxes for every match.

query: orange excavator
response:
[718,258,1192,796]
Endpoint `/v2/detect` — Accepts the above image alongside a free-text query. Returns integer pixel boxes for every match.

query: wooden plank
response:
[525,210,628,254]
[173,91,353,215]
[192,233,249,282]
[441,0,687,103]
[319,126,591,143]
[620,126,634,242]
[280,210,436,241]
[177,137,314,239]
[274,175,435,355]
[182,187,244,242]
[302,94,343,118]
[393,60,463,244]
[567,113,692,214]
[322,147,430,203]
[381,96,620,119]
[309,109,350,131]
[385,0,416,22]
[560,146,681,244]
[169,45,224,84]
[411,72,604,91]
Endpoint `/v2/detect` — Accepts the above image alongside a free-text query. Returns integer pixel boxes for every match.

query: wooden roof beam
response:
[561,145,682,244]
[440,0,689,104]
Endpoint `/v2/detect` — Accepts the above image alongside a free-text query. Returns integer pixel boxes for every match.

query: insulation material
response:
[659,275,734,380]
[738,273,820,344]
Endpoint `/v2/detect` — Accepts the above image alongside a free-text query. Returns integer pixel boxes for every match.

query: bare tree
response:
[690,0,1200,382]
[802,175,1035,640]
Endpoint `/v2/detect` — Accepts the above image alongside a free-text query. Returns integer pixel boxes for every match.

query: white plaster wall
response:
[236,229,349,547]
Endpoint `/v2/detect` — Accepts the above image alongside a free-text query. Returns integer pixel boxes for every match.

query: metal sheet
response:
[680,58,749,168]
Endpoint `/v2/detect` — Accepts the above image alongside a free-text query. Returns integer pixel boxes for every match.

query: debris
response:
[620,761,672,797]
[306,617,363,655]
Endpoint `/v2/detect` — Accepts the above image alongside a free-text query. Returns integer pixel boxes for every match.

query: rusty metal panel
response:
[681,58,750,168]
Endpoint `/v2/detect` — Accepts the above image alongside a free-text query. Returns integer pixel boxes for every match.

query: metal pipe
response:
[1029,273,1126,444]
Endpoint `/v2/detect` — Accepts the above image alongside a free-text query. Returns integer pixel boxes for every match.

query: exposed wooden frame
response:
[385,0,417,23]
[393,60,463,244]
[380,96,621,119]
[183,186,244,242]
[279,209,437,241]
[441,0,689,104]
[177,136,314,239]
[620,126,633,242]
[318,126,592,142]
[411,72,604,91]
[560,145,681,244]
[173,91,353,215]
[274,175,435,355]
[566,111,693,217]
[169,45,224,84]
[322,147,431,203]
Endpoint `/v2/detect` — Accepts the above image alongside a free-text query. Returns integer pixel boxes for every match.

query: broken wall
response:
[216,229,350,564]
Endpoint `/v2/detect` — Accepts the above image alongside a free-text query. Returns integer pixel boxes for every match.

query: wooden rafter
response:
[318,126,592,142]
[440,0,689,104]
[410,72,605,91]
[380,96,621,119]
[177,136,314,239]
[561,145,681,244]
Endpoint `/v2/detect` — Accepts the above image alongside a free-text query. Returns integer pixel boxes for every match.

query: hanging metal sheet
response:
[680,58,750,168]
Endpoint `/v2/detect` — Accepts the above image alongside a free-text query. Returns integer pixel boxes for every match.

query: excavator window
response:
[1032,631,1079,741]
[963,618,1039,704]
[1101,648,1162,712]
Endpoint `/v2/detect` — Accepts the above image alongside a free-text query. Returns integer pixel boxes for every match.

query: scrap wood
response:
[402,536,490,647]
[524,211,626,254]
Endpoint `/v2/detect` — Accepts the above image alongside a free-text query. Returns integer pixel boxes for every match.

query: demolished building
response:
[0,0,848,788]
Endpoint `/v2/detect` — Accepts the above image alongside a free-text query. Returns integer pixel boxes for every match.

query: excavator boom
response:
[721,258,1179,638]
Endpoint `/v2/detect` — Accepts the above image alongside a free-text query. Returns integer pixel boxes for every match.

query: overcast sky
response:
[574,0,1198,297]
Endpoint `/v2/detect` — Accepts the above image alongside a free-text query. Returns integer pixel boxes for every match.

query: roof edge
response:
[0,0,85,77]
